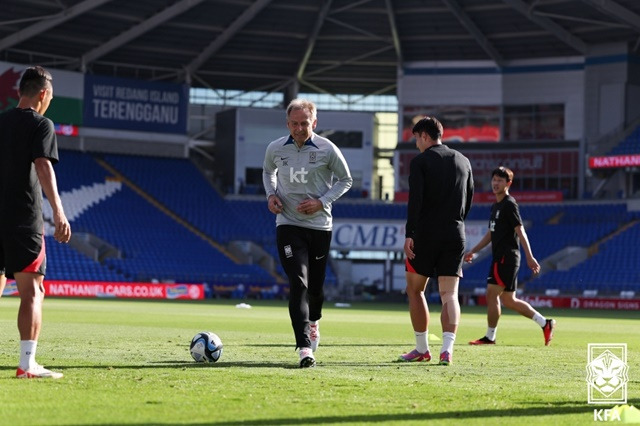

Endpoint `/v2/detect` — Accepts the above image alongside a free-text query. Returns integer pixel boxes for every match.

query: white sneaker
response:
[299,347,316,368]
[309,322,320,352]
[16,364,63,379]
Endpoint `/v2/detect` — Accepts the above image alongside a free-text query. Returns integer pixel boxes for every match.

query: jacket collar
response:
[284,135,319,149]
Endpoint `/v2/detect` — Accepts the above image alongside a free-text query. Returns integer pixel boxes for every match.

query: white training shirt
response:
[262,133,352,231]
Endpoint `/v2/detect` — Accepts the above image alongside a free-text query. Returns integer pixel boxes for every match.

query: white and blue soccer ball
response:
[190,331,223,363]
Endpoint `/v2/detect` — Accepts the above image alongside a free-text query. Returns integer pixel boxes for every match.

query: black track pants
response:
[276,225,331,349]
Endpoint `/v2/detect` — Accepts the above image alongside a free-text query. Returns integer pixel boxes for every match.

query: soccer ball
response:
[190,331,223,363]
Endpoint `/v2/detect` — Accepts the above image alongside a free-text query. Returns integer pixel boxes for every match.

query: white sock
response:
[532,312,547,327]
[414,330,429,354]
[299,347,314,359]
[441,332,456,354]
[20,340,37,370]
[486,327,497,341]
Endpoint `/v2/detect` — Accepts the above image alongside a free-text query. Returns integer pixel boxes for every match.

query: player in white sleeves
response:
[263,99,352,368]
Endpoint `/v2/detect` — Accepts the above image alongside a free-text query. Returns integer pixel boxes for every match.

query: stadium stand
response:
[43,149,639,299]
[526,221,640,295]
[333,202,407,220]
[459,202,635,294]
[45,234,127,282]
[608,125,640,156]
[46,151,275,289]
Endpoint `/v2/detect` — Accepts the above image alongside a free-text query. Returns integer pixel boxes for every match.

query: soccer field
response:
[0,298,638,425]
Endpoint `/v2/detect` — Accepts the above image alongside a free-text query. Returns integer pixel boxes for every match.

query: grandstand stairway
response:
[95,157,239,262]
[521,213,640,296]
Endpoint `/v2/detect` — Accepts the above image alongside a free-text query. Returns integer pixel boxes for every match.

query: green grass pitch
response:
[0,297,638,425]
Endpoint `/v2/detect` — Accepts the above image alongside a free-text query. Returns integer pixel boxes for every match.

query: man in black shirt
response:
[0,66,71,379]
[464,167,555,346]
[398,117,473,366]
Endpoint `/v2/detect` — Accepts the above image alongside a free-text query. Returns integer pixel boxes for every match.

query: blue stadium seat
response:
[47,150,640,298]
[608,125,640,156]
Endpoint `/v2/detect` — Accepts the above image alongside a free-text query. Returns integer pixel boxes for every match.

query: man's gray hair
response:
[286,98,317,120]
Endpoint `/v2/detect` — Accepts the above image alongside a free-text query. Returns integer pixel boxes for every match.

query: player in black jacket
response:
[398,116,474,366]
[464,167,555,346]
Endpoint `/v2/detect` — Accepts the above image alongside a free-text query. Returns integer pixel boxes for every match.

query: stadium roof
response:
[1,0,640,97]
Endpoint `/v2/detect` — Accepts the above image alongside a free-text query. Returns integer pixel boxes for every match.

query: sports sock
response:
[532,312,547,327]
[486,327,497,341]
[441,332,456,354]
[299,347,314,359]
[19,340,37,370]
[414,330,429,354]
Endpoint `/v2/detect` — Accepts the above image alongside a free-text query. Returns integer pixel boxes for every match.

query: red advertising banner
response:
[394,191,409,202]
[54,123,79,137]
[589,154,640,169]
[476,295,640,310]
[465,151,579,177]
[1,280,205,300]
[396,149,579,196]
[397,150,579,178]
[395,190,563,203]
[473,191,564,203]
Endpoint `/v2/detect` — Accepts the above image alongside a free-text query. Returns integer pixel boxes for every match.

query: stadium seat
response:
[47,150,640,299]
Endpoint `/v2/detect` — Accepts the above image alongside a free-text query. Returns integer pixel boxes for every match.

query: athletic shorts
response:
[487,255,520,292]
[405,236,465,278]
[0,232,46,279]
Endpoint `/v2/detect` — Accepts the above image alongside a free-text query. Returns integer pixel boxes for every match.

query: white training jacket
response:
[262,133,353,231]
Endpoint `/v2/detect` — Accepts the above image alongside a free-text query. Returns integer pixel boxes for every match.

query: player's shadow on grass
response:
[250,343,402,348]
[149,360,446,369]
[161,360,401,369]
[0,360,412,372]
[0,363,289,371]
[65,362,295,369]
[0,360,454,371]
[196,400,640,425]
[159,360,296,369]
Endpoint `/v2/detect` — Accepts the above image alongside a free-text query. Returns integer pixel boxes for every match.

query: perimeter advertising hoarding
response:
[472,191,563,203]
[398,150,578,180]
[589,154,640,169]
[84,74,189,134]
[476,295,640,310]
[331,220,487,251]
[395,148,579,198]
[2,281,204,300]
